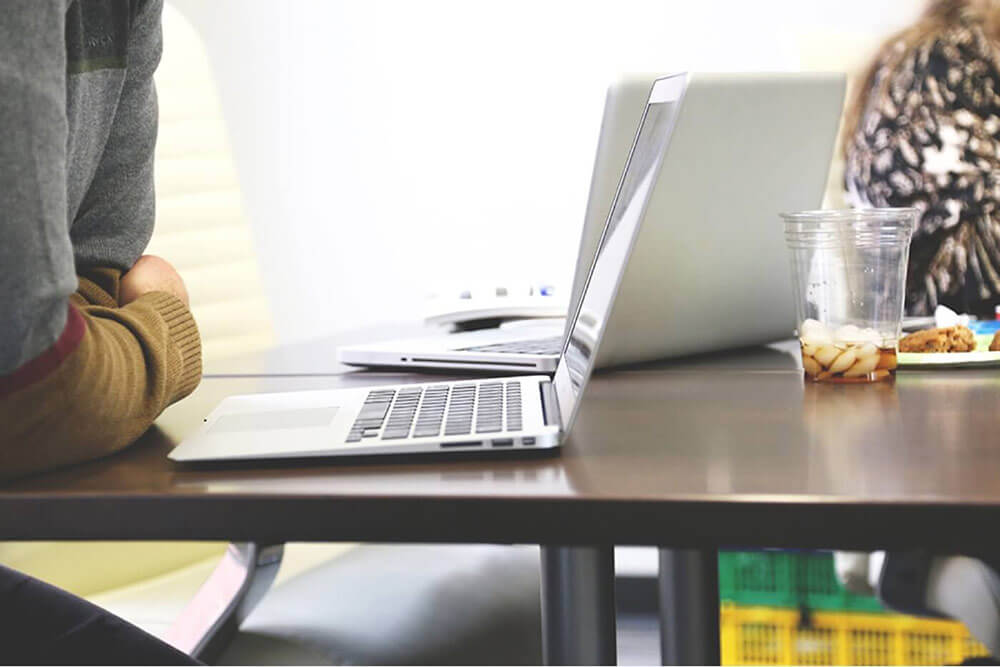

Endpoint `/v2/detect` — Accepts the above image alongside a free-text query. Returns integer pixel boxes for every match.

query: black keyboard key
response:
[378,387,425,440]
[505,382,522,432]
[347,389,399,436]
[358,402,390,416]
[413,388,447,438]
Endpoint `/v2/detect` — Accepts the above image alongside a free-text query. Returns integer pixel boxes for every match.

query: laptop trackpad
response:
[208,407,340,434]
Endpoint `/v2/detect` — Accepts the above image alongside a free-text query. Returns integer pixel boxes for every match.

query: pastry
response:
[991,331,1000,352]
[898,325,977,353]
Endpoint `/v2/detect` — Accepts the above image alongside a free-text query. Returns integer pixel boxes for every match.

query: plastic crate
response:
[720,604,990,666]
[719,550,885,613]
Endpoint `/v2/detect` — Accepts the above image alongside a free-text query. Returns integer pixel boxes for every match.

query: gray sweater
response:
[0,0,161,374]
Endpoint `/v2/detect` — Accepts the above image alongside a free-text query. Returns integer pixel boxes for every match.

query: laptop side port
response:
[440,441,483,448]
[491,439,514,448]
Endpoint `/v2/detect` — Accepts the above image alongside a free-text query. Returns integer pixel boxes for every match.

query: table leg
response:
[540,545,617,665]
[164,542,284,663]
[658,548,720,665]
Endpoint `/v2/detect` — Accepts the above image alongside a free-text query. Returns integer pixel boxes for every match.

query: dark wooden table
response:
[3,331,1000,664]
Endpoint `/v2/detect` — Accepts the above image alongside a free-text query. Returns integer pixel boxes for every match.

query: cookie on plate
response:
[991,331,1000,352]
[899,325,977,353]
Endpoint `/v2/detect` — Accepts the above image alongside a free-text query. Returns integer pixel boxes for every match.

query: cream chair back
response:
[147,3,274,362]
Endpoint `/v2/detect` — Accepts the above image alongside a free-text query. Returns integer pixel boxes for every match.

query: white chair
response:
[837,551,1000,657]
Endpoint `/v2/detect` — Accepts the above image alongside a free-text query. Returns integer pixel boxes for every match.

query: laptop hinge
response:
[539,381,560,427]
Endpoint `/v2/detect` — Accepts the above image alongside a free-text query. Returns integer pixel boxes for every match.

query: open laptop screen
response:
[553,74,686,431]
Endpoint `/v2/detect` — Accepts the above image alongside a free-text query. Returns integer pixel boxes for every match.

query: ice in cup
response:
[798,319,896,383]
[782,209,918,384]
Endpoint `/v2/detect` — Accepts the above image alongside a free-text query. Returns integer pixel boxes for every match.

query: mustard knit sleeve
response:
[0,271,201,480]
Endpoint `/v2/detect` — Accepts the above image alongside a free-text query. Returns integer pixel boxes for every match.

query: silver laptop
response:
[170,75,688,462]
[337,72,846,373]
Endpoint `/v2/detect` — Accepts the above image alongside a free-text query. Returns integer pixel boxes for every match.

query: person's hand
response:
[119,255,190,307]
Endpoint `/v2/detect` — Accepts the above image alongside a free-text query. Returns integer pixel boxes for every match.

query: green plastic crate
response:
[719,550,885,613]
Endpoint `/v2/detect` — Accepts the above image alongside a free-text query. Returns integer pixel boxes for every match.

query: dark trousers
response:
[0,564,198,665]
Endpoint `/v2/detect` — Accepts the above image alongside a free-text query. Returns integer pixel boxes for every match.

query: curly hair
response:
[841,0,1000,316]
[842,0,1000,157]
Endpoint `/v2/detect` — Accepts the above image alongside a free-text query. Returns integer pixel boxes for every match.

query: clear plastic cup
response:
[782,208,918,383]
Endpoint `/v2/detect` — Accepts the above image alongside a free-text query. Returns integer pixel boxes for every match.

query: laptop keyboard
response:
[458,336,562,355]
[346,382,523,443]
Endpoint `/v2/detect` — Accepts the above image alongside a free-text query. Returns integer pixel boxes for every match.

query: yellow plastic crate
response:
[721,604,991,665]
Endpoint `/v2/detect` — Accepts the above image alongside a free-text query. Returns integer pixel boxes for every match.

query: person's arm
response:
[71,0,161,272]
[0,2,200,480]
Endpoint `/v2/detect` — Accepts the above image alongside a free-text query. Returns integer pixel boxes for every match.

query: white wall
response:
[169,0,924,344]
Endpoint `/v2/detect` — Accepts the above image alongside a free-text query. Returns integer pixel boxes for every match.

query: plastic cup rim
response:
[780,207,919,223]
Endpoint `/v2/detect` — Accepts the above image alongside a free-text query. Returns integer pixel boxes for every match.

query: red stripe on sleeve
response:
[0,305,86,398]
